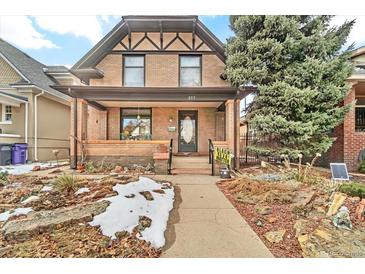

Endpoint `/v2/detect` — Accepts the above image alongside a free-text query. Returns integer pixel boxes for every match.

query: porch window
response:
[120,108,152,140]
[355,98,365,132]
[179,55,201,87]
[123,55,145,87]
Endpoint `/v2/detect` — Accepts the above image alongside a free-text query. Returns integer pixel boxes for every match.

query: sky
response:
[0,15,364,67]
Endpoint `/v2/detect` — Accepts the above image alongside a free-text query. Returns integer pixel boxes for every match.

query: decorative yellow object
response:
[214,147,232,166]
[326,192,347,216]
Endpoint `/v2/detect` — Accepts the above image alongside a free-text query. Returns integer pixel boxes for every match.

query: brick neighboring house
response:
[325,46,365,171]
[54,16,253,174]
[0,39,80,162]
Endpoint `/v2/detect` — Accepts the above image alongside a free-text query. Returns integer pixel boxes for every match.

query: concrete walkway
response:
[150,174,273,258]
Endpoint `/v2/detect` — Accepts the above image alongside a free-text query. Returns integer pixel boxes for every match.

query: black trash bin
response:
[0,143,13,166]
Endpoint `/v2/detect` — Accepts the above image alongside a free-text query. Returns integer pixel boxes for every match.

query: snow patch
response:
[21,196,39,204]
[89,176,174,248]
[41,185,53,192]
[75,187,90,195]
[0,161,68,175]
[0,207,33,222]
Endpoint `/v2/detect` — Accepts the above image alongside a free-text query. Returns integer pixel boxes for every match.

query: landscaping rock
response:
[32,166,41,172]
[152,189,165,194]
[124,194,135,198]
[264,229,286,243]
[294,219,310,237]
[2,200,110,241]
[333,206,352,230]
[298,220,365,258]
[327,192,347,216]
[113,165,123,173]
[293,190,315,208]
[139,191,154,201]
[137,216,152,231]
[355,199,365,221]
[255,205,272,215]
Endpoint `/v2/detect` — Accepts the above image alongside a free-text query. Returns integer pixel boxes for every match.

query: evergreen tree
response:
[225,16,355,158]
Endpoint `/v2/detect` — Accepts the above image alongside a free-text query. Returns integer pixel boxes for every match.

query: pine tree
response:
[225,16,355,158]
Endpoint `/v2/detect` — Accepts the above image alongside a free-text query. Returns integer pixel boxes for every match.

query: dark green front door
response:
[178,110,198,152]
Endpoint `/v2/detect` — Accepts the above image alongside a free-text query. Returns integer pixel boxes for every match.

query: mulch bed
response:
[218,180,303,257]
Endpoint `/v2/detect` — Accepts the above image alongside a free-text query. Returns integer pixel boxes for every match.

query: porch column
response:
[225,99,241,170]
[70,99,88,168]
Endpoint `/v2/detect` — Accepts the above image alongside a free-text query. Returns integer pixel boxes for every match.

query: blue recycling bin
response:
[11,143,28,164]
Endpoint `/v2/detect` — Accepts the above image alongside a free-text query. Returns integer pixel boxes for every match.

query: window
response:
[120,108,151,140]
[123,55,145,87]
[2,105,12,122]
[179,55,201,87]
[355,98,365,132]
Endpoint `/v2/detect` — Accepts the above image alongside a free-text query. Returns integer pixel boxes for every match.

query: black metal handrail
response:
[167,138,173,175]
[208,139,214,176]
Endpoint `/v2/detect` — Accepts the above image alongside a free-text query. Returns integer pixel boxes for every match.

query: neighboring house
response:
[325,46,365,171]
[0,38,78,162]
[54,16,253,174]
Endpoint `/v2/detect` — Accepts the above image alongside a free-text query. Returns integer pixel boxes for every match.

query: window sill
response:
[0,133,21,138]
[0,121,12,125]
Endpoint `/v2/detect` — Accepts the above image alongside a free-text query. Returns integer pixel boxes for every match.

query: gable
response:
[72,16,225,77]
[0,56,22,87]
[111,31,213,52]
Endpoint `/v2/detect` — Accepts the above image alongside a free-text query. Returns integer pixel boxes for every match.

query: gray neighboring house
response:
[0,38,79,162]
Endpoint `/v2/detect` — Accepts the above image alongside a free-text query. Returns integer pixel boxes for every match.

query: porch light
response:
[168,116,173,122]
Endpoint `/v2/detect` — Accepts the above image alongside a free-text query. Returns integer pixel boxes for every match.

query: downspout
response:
[34,91,44,161]
[72,97,78,169]
[24,101,29,161]
[233,97,238,171]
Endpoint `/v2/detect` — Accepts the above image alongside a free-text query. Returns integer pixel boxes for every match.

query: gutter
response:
[34,91,44,161]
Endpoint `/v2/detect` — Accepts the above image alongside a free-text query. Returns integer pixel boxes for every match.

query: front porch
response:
[54,85,252,174]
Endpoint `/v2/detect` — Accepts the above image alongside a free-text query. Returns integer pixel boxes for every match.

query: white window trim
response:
[0,133,21,138]
[1,104,12,124]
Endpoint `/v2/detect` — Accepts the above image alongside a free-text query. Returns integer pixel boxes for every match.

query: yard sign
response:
[214,147,232,166]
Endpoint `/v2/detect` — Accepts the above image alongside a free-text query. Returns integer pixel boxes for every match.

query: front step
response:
[171,156,212,175]
[171,168,211,175]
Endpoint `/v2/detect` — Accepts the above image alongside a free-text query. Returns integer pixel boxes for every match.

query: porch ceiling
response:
[97,101,222,108]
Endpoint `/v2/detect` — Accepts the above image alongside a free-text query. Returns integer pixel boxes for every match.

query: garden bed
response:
[0,169,174,258]
[217,164,365,258]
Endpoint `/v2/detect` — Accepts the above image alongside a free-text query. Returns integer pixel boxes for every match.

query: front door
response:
[178,110,198,152]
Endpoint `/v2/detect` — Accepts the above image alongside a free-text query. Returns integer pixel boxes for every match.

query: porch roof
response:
[0,91,28,107]
[52,85,253,103]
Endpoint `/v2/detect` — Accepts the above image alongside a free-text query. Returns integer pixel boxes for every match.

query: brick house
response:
[325,46,365,171]
[54,16,252,174]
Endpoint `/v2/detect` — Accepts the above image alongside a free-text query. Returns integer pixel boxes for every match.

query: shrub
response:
[0,171,9,186]
[358,160,365,173]
[85,161,96,174]
[54,173,81,194]
[339,182,365,199]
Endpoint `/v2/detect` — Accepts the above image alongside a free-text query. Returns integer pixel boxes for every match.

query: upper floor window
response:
[2,105,12,123]
[179,55,201,87]
[123,55,145,87]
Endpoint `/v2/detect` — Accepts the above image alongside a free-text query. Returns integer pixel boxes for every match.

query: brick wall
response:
[343,88,365,171]
[146,55,178,87]
[107,107,120,140]
[202,55,229,87]
[87,106,107,140]
[89,53,227,88]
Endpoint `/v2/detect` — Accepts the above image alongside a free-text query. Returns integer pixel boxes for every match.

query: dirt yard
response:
[0,163,174,258]
[217,164,365,258]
